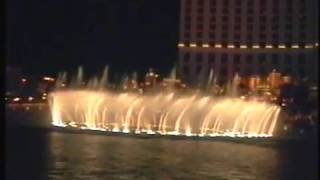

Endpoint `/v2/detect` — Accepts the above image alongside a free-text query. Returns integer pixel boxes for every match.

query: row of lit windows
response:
[182,65,306,77]
[182,64,307,78]
[185,0,306,14]
[186,7,305,16]
[184,20,306,28]
[178,43,319,49]
[183,32,308,42]
[184,16,307,27]
[182,52,307,66]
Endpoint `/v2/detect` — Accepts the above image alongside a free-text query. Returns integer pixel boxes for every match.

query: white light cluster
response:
[178,43,319,49]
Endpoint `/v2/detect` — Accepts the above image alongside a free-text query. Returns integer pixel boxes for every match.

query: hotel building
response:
[178,0,319,86]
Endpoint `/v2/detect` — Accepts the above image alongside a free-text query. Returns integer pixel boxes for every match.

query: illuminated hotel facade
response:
[178,0,319,86]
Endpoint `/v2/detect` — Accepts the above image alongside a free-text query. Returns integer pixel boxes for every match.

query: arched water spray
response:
[50,67,282,138]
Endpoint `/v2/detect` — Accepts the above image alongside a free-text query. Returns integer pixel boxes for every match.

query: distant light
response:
[28,97,34,101]
[278,44,286,49]
[190,43,197,47]
[43,93,47,96]
[305,45,313,48]
[240,45,247,49]
[178,43,184,47]
[227,44,235,48]
[291,45,299,48]
[252,45,260,49]
[42,96,47,100]
[202,44,209,48]
[43,77,55,81]
[215,44,222,48]
[13,97,20,102]
[315,43,319,47]
[265,45,273,48]
[21,78,27,83]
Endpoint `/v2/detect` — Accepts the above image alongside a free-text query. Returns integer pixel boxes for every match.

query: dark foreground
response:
[5,105,319,180]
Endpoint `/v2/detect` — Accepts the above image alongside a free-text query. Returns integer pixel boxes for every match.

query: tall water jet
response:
[99,65,109,89]
[76,66,84,87]
[207,68,214,91]
[120,74,129,90]
[228,73,240,97]
[55,72,67,89]
[50,67,281,138]
[170,66,176,80]
[132,72,138,82]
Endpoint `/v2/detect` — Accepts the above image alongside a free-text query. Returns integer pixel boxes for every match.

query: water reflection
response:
[5,107,318,180]
[44,131,317,180]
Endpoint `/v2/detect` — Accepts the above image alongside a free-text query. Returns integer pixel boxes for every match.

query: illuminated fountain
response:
[49,67,281,138]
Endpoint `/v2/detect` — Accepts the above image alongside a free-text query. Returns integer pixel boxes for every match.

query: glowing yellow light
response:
[227,45,235,48]
[42,96,47,100]
[315,43,319,47]
[28,97,34,101]
[215,44,222,48]
[43,93,47,96]
[291,45,299,48]
[43,77,55,81]
[190,43,197,47]
[13,97,20,102]
[252,45,260,49]
[305,45,313,48]
[278,45,286,49]
[265,45,273,48]
[178,43,184,47]
[240,45,247,49]
[202,44,209,48]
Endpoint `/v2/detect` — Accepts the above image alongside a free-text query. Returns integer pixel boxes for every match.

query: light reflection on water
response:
[6,107,318,180]
[44,131,313,180]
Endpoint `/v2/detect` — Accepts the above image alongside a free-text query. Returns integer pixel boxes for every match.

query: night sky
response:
[7,0,180,78]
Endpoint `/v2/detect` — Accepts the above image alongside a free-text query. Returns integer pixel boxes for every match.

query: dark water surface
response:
[5,105,319,180]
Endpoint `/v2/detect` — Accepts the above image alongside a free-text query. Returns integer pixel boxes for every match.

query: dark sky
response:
[7,0,180,78]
